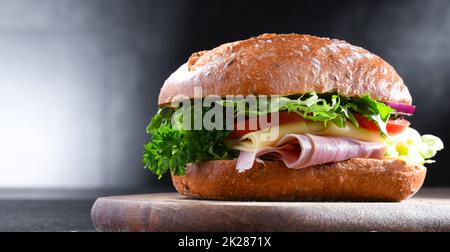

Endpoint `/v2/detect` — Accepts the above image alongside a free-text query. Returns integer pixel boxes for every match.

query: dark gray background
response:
[0,0,449,192]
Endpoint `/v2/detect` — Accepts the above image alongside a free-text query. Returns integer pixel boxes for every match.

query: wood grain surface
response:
[91,188,450,232]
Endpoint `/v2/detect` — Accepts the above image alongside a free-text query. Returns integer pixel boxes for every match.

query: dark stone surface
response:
[0,188,171,232]
[0,200,95,232]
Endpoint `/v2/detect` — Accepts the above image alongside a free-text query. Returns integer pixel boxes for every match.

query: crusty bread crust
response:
[159,33,411,105]
[172,158,426,202]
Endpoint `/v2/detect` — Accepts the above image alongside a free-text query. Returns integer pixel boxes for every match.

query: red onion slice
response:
[386,102,416,115]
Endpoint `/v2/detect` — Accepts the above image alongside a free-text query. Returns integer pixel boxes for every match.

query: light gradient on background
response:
[0,0,449,190]
[0,0,183,189]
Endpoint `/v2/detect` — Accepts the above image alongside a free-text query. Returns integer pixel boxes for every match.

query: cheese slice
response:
[228,121,383,152]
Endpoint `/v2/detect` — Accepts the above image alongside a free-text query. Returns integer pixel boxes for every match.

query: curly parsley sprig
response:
[143,107,237,178]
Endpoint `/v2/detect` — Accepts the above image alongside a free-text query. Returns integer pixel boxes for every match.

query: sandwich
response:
[143,33,443,201]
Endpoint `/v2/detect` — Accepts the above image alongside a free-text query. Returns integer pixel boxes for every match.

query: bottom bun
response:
[171,158,426,202]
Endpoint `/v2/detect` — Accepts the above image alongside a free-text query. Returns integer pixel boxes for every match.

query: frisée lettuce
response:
[384,128,444,164]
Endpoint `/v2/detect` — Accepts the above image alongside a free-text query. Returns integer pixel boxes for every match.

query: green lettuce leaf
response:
[217,92,394,136]
[384,128,444,164]
[419,134,444,161]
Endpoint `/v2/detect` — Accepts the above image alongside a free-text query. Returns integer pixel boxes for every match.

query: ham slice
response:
[236,134,386,172]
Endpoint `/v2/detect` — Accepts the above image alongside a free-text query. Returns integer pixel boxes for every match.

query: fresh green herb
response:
[143,107,237,178]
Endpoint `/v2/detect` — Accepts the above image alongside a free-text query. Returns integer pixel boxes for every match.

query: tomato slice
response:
[228,111,304,139]
[276,111,304,124]
[353,113,379,131]
[228,111,410,139]
[386,118,411,135]
[353,113,410,135]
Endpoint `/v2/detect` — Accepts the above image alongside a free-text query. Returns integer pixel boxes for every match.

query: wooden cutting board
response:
[91,188,450,232]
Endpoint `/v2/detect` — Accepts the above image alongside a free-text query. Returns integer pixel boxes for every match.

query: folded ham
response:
[236,134,386,172]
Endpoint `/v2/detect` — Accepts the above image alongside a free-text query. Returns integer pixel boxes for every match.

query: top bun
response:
[159,33,411,105]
